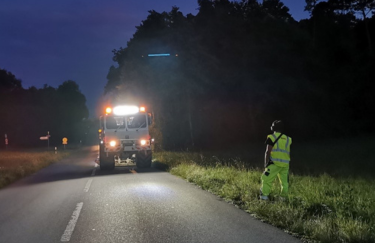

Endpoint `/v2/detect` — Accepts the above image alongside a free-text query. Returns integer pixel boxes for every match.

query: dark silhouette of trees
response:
[332,0,375,56]
[104,0,374,150]
[0,69,22,93]
[0,69,89,148]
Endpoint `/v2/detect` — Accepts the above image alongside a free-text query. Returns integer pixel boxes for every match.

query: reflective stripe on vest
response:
[270,133,291,164]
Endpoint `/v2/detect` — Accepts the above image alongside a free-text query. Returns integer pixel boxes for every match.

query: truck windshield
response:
[127,114,147,129]
[106,116,125,129]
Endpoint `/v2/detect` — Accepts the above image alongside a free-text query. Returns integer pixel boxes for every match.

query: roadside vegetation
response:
[0,149,71,189]
[153,136,375,243]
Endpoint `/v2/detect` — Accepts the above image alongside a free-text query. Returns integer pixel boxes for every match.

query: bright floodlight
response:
[113,105,139,116]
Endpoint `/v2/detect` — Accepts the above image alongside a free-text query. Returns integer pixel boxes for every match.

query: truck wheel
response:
[100,151,115,170]
[99,144,104,158]
[137,150,152,168]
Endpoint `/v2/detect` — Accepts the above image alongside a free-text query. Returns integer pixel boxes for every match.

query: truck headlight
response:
[140,140,147,146]
[109,140,117,147]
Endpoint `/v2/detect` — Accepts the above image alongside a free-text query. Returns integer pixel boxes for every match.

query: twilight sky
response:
[0,0,308,118]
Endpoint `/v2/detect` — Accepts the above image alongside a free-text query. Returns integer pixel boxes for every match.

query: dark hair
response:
[271,120,284,132]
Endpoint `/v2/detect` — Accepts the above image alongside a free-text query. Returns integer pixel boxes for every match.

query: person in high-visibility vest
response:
[260,120,292,201]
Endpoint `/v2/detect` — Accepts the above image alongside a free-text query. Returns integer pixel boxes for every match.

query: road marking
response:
[61,202,83,242]
[84,179,93,192]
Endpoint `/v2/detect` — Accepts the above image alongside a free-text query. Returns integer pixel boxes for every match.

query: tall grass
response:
[153,137,375,243]
[0,150,70,189]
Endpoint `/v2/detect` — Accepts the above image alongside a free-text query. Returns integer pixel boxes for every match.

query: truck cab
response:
[99,105,152,170]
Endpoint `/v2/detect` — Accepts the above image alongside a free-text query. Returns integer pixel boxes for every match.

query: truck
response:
[98,105,153,170]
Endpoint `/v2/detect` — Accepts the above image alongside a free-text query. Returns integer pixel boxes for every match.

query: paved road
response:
[0,146,301,243]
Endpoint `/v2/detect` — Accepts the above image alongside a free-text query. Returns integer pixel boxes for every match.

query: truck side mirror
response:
[148,113,153,125]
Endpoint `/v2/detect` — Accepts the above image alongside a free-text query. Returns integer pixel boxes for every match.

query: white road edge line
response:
[61,202,83,242]
[84,179,93,192]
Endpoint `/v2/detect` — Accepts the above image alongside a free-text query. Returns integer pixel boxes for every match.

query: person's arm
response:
[265,145,272,167]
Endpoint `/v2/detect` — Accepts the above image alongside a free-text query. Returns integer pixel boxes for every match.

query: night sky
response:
[0,0,308,118]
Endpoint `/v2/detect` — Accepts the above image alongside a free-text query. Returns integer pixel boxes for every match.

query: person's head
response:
[271,120,284,133]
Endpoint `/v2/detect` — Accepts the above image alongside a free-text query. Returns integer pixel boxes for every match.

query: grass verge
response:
[0,149,71,189]
[153,142,375,243]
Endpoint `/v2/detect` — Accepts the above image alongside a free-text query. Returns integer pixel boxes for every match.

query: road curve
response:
[0,146,301,243]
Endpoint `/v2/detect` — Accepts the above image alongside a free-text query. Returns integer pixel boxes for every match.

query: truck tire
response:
[100,151,115,170]
[137,150,152,168]
[99,144,104,158]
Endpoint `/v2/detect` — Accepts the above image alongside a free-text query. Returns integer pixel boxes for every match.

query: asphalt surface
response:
[0,146,301,243]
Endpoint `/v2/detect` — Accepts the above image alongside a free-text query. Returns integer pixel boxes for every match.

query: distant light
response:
[148,53,170,57]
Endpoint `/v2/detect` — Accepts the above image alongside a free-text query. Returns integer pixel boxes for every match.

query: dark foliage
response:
[105,0,374,150]
[0,69,91,148]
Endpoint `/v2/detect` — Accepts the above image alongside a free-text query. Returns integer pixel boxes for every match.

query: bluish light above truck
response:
[148,53,170,57]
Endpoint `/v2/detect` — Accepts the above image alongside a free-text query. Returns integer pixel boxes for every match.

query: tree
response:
[56,80,89,142]
[305,0,322,14]
[0,69,90,147]
[0,68,22,93]
[262,0,294,22]
[104,1,374,149]
[333,0,375,55]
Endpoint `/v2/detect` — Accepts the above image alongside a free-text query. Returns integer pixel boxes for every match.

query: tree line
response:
[0,68,92,148]
[104,0,375,150]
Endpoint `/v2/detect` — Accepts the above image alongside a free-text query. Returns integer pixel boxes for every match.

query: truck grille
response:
[122,140,134,146]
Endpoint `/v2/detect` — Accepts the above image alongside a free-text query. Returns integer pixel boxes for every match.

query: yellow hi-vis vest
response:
[268,132,292,167]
